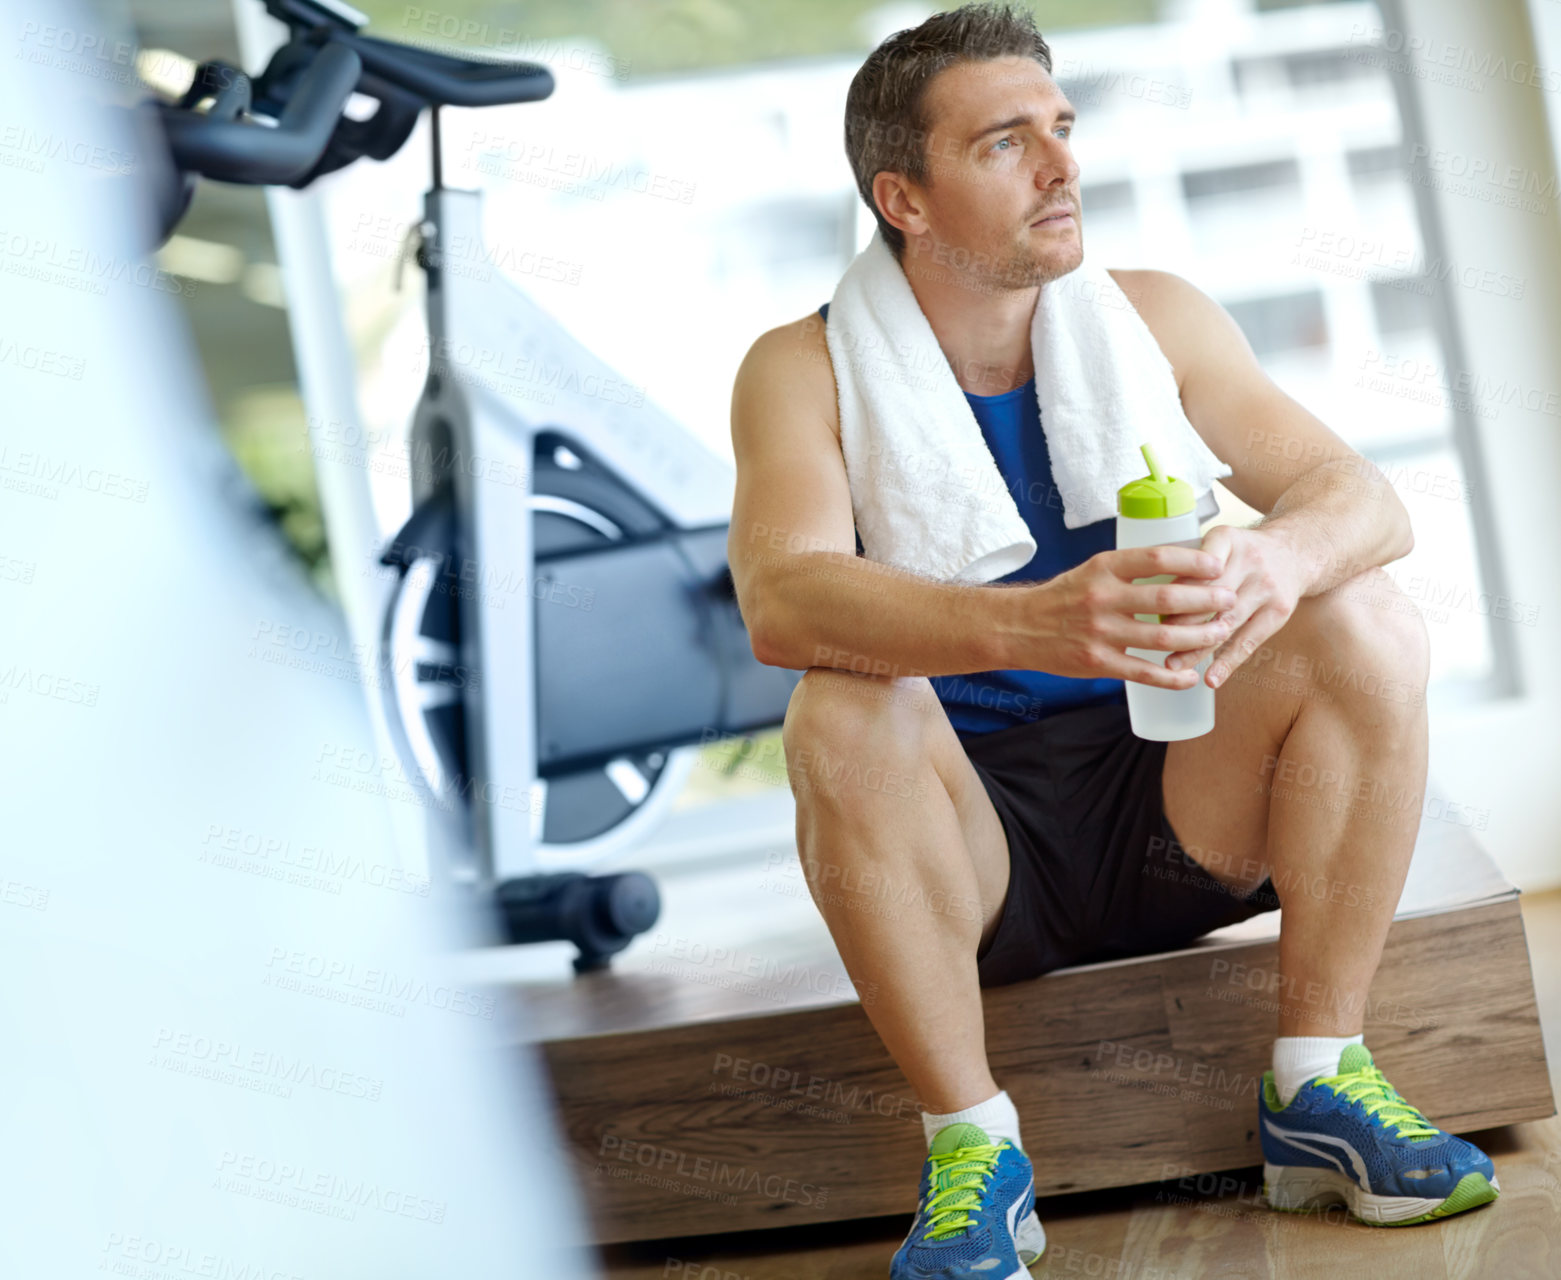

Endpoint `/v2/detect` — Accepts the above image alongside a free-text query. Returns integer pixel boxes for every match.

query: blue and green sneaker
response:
[1259,1043,1500,1225]
[889,1122,1046,1279]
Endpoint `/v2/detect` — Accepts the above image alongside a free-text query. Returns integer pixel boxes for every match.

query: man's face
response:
[902,54,1082,292]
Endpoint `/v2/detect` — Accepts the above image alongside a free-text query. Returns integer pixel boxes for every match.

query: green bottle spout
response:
[1118,440,1194,519]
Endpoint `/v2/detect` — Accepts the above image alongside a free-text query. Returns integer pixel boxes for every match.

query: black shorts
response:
[958,696,1281,989]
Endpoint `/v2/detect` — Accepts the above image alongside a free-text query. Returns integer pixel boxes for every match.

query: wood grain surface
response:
[537,891,1552,1243]
[590,890,1561,1277]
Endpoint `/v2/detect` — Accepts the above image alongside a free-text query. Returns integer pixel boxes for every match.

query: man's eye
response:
[992,135,1018,153]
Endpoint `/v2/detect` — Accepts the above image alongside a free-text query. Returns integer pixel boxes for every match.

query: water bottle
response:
[1115,442,1216,741]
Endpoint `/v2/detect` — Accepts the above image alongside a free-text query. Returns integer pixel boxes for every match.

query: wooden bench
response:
[476,796,1554,1244]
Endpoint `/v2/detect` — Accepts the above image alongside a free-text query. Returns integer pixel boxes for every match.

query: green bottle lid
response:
[1117,442,1195,519]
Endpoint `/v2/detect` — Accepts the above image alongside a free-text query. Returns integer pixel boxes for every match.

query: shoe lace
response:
[1319,1062,1440,1140]
[922,1140,1008,1241]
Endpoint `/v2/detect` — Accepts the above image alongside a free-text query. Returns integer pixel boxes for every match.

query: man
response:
[726,4,1499,1276]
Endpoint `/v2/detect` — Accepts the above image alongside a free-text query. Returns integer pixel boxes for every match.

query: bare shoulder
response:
[732,311,841,445]
[1105,267,1227,393]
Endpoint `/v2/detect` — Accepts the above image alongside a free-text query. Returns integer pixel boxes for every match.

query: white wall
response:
[1396,0,1561,891]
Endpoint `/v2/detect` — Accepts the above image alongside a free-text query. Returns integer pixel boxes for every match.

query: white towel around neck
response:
[823,231,1232,583]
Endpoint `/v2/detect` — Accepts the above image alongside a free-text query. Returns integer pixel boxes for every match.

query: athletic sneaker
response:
[1259,1043,1500,1225]
[889,1121,1046,1279]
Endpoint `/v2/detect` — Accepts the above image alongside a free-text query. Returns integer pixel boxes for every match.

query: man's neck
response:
[905,264,1040,397]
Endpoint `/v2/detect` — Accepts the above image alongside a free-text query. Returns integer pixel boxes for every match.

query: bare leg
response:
[1161,566,1432,1035]
[781,666,1013,1113]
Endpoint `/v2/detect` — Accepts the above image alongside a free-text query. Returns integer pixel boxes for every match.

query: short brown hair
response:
[844,3,1054,261]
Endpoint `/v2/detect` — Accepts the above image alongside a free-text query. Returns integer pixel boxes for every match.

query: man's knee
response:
[781,668,938,784]
[1287,565,1430,702]
[782,667,938,749]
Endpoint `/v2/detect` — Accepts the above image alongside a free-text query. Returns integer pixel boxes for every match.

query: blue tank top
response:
[818,302,1126,735]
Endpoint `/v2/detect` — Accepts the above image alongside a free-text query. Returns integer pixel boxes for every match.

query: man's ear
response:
[872,170,928,242]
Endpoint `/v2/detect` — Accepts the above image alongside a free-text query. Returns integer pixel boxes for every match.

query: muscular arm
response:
[728,311,1236,690]
[1119,269,1415,597]
[727,315,1018,678]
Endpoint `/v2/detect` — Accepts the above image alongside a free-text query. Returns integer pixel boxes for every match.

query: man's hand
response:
[1161,524,1306,688]
[1021,546,1237,689]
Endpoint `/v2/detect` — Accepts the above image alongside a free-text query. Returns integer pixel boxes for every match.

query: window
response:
[1066,3,1502,698]
[1224,290,1329,357]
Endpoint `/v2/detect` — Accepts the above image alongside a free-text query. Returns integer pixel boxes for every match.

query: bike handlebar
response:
[158,40,362,185]
[140,0,558,240]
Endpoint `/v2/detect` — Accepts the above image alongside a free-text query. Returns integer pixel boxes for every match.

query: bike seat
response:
[330,30,554,108]
[265,0,555,108]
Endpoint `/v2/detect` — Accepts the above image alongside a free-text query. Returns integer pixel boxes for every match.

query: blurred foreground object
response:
[0,0,598,1273]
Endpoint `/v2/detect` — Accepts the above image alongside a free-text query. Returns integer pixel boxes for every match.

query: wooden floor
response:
[597,889,1561,1279]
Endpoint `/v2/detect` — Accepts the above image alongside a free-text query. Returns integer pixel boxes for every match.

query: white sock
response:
[1272,1033,1364,1107]
[921,1088,1023,1153]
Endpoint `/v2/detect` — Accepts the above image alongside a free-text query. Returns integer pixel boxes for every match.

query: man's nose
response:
[1033,145,1078,188]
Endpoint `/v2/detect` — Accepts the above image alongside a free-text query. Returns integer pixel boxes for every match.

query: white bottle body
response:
[1115,511,1216,741]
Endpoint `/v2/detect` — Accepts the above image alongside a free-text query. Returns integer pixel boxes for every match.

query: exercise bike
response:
[141,0,801,970]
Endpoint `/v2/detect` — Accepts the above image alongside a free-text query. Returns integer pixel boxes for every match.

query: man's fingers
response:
[1205,610,1278,688]
[1166,643,1217,673]
[1118,615,1231,654]
[1110,653,1204,690]
[1126,583,1236,617]
[1162,609,1229,673]
[1111,545,1223,581]
[1161,608,1225,627]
